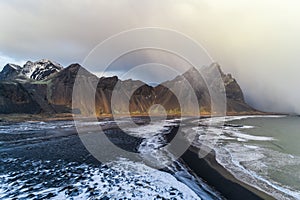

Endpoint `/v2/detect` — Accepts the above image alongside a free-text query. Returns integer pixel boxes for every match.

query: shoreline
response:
[180,146,275,200]
[163,122,275,200]
[0,113,284,199]
[0,111,283,123]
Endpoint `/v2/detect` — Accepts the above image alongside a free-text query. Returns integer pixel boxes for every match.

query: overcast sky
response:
[0,0,300,114]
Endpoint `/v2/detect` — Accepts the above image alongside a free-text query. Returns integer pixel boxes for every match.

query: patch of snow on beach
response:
[0,158,200,200]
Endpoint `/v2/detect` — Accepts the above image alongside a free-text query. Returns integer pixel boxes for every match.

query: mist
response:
[0,0,300,114]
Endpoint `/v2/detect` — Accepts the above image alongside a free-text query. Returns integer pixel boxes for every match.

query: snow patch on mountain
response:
[0,59,63,81]
[21,59,63,80]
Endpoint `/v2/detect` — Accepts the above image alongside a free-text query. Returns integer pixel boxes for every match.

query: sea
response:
[220,116,300,199]
[0,115,299,199]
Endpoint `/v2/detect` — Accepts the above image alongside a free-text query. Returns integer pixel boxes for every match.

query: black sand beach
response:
[164,121,275,200]
[0,116,275,199]
[180,148,275,200]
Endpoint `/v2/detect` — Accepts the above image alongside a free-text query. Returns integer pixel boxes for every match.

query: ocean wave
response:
[0,120,75,134]
[191,115,300,200]
[215,143,300,200]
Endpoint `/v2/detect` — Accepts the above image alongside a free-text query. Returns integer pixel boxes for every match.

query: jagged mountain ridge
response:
[0,60,258,115]
[0,59,62,81]
[22,59,63,80]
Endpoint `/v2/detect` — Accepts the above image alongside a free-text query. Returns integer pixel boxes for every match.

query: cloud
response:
[0,0,300,113]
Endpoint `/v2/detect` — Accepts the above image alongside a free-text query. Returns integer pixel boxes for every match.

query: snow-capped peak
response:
[0,59,64,81]
[21,59,63,80]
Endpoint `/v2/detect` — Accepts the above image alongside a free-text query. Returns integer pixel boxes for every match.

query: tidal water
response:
[230,116,300,198]
[193,115,300,200]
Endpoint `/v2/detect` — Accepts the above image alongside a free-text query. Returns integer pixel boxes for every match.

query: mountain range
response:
[0,59,259,116]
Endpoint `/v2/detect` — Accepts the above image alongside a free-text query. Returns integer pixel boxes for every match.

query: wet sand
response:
[180,147,275,200]
[164,124,275,200]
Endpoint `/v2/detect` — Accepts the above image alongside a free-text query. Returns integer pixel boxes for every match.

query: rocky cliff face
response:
[0,82,45,114]
[159,63,255,114]
[0,64,22,80]
[0,60,257,115]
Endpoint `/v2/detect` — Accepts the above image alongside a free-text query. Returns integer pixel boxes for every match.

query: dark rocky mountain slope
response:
[0,60,259,116]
